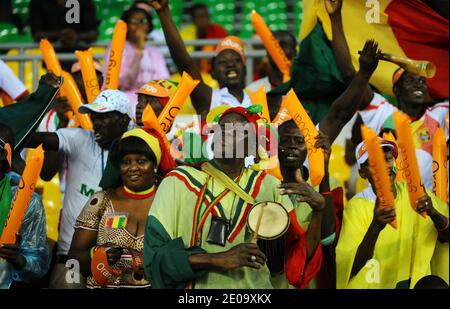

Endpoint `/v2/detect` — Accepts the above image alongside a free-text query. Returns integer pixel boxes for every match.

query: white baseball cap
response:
[79,89,132,119]
[355,138,398,169]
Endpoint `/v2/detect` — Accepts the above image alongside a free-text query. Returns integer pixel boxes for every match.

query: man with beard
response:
[144,107,323,289]
[336,138,449,289]
[28,83,132,288]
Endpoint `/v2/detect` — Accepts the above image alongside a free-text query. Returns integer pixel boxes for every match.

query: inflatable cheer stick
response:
[361,126,397,229]
[432,127,447,203]
[248,85,271,124]
[142,105,172,155]
[0,145,45,243]
[61,71,93,131]
[158,72,199,133]
[393,112,426,217]
[104,20,127,90]
[75,48,100,103]
[284,89,324,187]
[251,10,291,81]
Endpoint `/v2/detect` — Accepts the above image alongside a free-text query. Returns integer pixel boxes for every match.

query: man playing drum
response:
[143,106,322,288]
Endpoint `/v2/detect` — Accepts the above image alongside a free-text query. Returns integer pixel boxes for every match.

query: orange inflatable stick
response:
[0,145,45,244]
[104,20,127,90]
[432,127,447,203]
[158,72,199,133]
[361,126,397,229]
[393,112,426,217]
[142,105,172,154]
[284,89,324,187]
[272,101,292,128]
[248,85,270,124]
[61,71,93,131]
[75,48,100,103]
[251,10,291,81]
[39,39,62,76]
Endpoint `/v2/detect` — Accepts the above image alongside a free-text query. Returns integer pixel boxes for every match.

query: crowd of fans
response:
[0,0,448,290]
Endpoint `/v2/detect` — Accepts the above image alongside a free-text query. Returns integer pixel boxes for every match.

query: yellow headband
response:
[121,128,162,166]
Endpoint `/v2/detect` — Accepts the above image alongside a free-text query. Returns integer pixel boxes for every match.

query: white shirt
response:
[358,92,449,190]
[38,109,67,197]
[55,128,108,255]
[210,87,253,111]
[0,59,27,100]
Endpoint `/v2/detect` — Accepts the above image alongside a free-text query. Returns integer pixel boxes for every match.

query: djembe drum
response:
[247,201,290,274]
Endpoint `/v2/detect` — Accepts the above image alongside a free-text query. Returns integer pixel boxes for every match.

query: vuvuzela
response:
[381,53,436,78]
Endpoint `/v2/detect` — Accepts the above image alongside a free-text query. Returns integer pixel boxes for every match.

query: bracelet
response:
[321,191,333,196]
[437,218,449,232]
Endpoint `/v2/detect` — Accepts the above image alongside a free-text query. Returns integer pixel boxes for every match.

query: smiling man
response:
[28,86,132,288]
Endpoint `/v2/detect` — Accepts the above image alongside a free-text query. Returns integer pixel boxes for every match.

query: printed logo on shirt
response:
[80,184,95,197]
[417,127,430,142]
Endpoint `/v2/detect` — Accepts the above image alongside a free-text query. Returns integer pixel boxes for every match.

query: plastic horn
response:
[104,20,127,90]
[393,112,426,217]
[61,71,94,131]
[75,48,100,103]
[284,89,324,187]
[381,53,436,78]
[251,10,291,81]
[0,145,45,243]
[158,72,199,133]
[432,127,447,203]
[361,126,397,229]
[248,85,271,124]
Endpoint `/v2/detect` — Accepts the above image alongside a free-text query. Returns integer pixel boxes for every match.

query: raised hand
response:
[39,73,61,88]
[149,0,169,12]
[370,199,396,233]
[358,39,382,76]
[280,169,325,211]
[325,0,343,16]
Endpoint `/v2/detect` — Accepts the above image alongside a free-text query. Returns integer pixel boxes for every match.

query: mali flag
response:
[300,0,448,100]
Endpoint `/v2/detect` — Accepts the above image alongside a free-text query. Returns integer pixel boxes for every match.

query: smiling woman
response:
[68,128,171,288]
